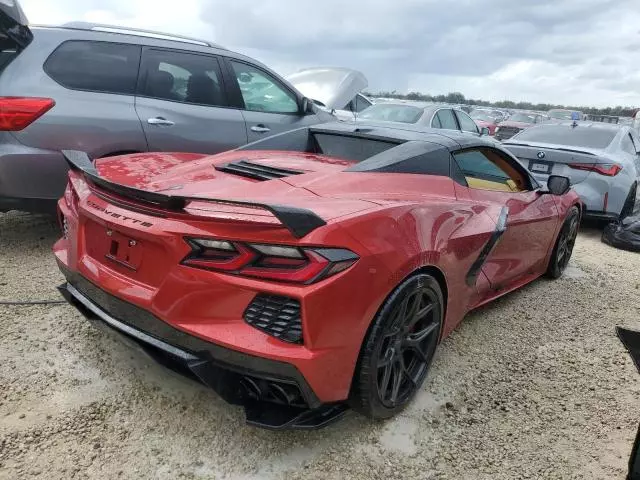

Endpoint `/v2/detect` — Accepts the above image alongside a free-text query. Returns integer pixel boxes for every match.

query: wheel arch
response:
[372,264,449,343]
[575,199,585,221]
[409,265,448,338]
[347,263,449,408]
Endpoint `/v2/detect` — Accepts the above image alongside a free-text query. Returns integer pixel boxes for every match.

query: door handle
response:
[250,125,271,133]
[147,117,175,126]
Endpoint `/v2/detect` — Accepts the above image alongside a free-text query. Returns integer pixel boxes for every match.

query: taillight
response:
[63,181,79,214]
[182,238,358,284]
[0,97,55,131]
[568,162,622,176]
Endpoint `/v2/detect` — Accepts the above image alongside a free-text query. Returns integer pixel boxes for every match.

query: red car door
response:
[470,189,558,287]
[453,148,560,289]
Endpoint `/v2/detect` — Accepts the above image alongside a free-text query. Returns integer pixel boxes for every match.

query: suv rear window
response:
[44,41,141,95]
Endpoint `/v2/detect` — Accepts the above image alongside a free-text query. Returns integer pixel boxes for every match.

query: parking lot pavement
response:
[1,211,639,480]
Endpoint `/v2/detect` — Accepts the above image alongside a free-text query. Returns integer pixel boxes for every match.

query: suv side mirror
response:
[480,127,490,136]
[300,97,315,115]
[544,175,571,196]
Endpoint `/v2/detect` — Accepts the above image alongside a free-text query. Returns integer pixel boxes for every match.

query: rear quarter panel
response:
[337,199,504,341]
[554,189,584,220]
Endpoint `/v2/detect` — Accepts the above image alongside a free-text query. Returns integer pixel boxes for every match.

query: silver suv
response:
[0,3,344,213]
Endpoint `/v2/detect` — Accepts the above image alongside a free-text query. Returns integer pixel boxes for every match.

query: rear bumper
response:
[531,171,626,219]
[0,135,68,211]
[57,267,348,429]
[571,178,627,219]
[582,210,618,222]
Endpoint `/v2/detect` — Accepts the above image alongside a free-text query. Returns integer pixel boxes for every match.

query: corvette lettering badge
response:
[87,200,153,227]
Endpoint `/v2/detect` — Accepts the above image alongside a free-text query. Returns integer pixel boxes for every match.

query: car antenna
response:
[353,97,358,128]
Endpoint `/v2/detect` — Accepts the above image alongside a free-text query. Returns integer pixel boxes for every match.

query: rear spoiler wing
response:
[61,150,326,239]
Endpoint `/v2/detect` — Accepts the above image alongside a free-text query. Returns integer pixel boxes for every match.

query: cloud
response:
[20,0,640,106]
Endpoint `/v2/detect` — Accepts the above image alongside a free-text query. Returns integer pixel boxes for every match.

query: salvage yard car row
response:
[2,3,637,227]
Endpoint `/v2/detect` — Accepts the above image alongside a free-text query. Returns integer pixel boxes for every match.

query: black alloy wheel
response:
[546,206,580,279]
[620,183,637,220]
[351,274,443,419]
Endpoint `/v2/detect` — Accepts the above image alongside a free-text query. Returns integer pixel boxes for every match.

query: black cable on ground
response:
[0,300,66,305]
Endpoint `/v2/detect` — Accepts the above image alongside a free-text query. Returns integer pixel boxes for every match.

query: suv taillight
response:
[0,97,55,131]
[182,238,358,284]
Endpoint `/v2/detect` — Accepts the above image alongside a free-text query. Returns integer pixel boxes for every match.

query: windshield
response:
[470,110,496,122]
[509,125,616,149]
[359,104,424,124]
[549,110,579,120]
[508,113,537,124]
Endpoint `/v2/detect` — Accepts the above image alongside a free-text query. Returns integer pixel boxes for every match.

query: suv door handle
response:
[147,117,175,126]
[250,125,271,133]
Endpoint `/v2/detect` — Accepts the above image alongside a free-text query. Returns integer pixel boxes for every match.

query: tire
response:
[620,183,637,220]
[350,273,443,419]
[546,206,580,279]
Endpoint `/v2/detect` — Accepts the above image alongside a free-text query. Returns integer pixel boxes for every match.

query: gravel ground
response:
[1,211,639,480]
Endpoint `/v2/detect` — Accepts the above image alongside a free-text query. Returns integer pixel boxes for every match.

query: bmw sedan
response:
[504,122,640,220]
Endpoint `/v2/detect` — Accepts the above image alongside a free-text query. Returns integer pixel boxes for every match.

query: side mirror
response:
[480,127,490,136]
[300,97,315,115]
[238,72,253,84]
[617,327,640,480]
[545,175,571,196]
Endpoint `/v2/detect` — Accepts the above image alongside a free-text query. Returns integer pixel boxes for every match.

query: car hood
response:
[286,67,368,111]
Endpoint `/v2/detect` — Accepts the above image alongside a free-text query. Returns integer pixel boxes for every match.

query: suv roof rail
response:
[60,22,224,49]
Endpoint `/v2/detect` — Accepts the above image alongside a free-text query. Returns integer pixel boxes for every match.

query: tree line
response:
[364,90,638,117]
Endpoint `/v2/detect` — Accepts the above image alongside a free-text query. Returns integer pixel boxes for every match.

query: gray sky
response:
[22,0,640,107]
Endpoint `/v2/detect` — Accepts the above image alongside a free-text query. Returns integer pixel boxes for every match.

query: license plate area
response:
[104,229,142,270]
[528,160,553,174]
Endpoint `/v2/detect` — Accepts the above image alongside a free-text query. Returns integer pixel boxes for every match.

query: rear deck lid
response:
[503,141,604,184]
[66,150,377,238]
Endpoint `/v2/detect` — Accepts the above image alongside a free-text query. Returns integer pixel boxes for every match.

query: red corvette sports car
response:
[54,122,581,429]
